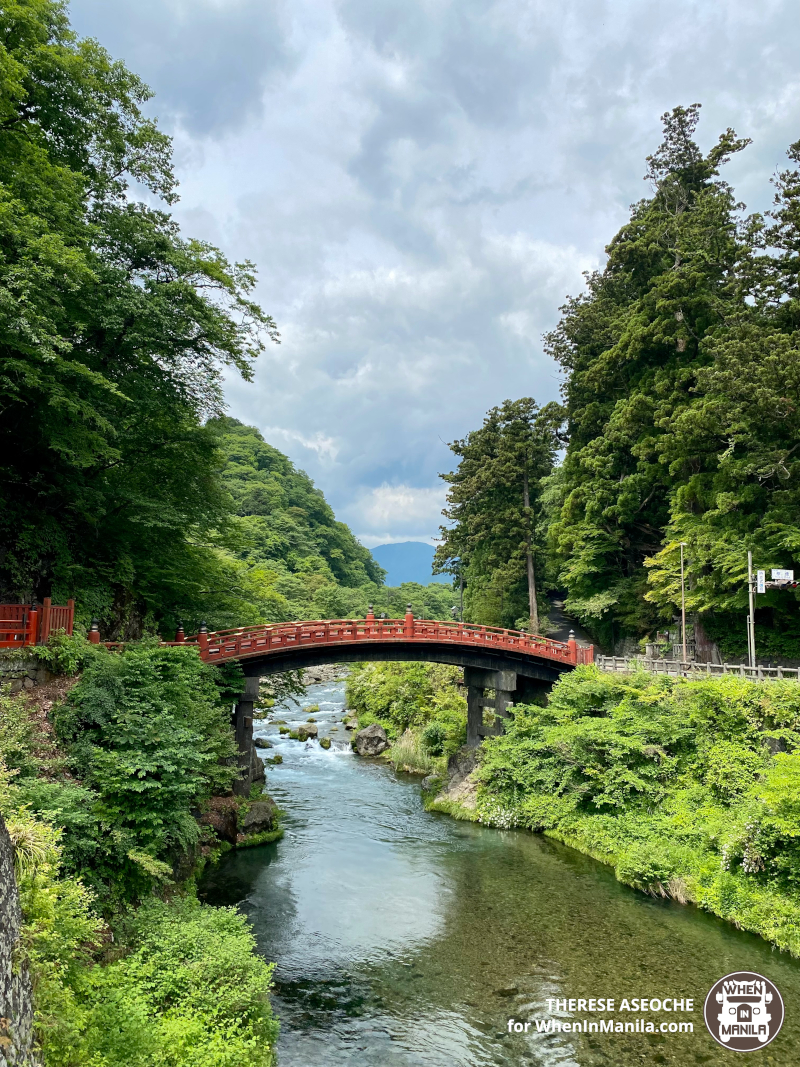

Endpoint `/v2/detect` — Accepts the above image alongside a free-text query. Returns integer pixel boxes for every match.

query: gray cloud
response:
[68,0,295,136]
[69,0,800,543]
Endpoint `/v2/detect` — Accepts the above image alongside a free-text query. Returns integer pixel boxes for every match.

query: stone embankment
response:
[0,815,38,1066]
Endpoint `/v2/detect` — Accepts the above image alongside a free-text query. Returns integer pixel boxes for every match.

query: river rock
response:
[319,737,331,750]
[354,722,389,756]
[433,745,480,812]
[421,774,442,793]
[200,797,239,844]
[297,723,318,741]
[251,750,266,786]
[240,798,278,836]
[254,737,273,749]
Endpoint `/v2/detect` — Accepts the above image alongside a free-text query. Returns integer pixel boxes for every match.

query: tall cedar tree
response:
[435,399,562,632]
[0,0,278,636]
[544,104,752,646]
[644,137,800,659]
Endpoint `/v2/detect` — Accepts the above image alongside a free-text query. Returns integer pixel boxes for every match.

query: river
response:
[199,677,800,1066]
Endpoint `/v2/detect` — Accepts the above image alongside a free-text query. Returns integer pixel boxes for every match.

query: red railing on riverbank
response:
[0,598,75,648]
[172,609,593,669]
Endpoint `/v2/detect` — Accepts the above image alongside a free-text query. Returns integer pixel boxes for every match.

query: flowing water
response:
[199,678,800,1066]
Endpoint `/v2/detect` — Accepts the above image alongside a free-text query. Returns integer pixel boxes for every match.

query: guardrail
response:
[596,654,800,682]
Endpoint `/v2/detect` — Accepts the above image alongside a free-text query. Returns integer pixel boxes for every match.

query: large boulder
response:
[200,797,239,844]
[354,722,389,756]
[240,799,278,836]
[297,723,318,741]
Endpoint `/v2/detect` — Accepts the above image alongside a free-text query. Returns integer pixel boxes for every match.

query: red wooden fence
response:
[0,598,75,648]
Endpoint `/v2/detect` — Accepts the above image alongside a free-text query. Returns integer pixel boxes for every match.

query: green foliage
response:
[346,662,466,771]
[0,684,38,776]
[33,633,100,676]
[76,897,278,1067]
[421,721,447,756]
[50,645,237,901]
[0,0,278,635]
[435,398,563,631]
[475,667,800,953]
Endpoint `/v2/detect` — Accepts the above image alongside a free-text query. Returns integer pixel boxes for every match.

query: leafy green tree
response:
[52,645,237,901]
[0,0,277,635]
[436,398,563,631]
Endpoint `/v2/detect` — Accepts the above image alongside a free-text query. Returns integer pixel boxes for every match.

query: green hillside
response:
[211,418,457,627]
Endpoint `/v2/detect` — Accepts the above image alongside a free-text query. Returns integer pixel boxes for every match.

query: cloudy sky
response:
[69,0,800,547]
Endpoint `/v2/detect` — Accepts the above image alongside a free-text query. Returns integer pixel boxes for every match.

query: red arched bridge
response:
[168,606,593,677]
[161,606,593,754]
[2,600,592,786]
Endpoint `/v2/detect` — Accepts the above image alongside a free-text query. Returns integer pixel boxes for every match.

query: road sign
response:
[772,569,794,581]
[757,570,766,593]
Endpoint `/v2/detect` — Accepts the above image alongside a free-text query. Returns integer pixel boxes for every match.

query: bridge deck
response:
[173,616,593,670]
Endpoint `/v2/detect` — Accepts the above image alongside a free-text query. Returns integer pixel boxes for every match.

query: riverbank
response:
[202,673,800,1067]
[346,661,800,958]
[0,640,280,1065]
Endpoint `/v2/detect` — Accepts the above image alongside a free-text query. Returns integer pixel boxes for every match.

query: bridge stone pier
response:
[464,667,553,746]
[233,675,260,796]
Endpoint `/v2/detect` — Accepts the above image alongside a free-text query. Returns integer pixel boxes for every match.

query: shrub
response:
[53,645,238,900]
[421,721,447,756]
[80,898,278,1067]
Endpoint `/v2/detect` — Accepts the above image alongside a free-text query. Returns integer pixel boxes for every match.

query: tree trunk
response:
[523,469,539,633]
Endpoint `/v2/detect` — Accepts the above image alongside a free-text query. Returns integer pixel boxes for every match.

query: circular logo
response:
[704,971,784,1051]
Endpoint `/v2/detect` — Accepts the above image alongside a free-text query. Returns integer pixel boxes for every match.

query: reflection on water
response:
[200,679,800,1066]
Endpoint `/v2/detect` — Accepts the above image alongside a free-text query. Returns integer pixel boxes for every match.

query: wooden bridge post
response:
[232,675,260,796]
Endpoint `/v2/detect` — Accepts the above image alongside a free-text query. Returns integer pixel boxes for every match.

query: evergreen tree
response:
[435,398,562,631]
[545,104,751,646]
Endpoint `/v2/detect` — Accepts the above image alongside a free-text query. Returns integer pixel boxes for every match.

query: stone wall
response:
[0,815,38,1065]
[0,652,54,695]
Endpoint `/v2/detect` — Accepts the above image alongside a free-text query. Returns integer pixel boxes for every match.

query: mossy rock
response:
[319,737,332,750]
[267,754,283,765]
[307,717,317,723]
[288,730,300,740]
[254,737,273,749]
[306,704,320,713]
[278,726,291,735]
[273,719,287,725]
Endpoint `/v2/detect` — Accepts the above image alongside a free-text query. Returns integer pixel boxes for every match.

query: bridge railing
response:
[177,616,593,667]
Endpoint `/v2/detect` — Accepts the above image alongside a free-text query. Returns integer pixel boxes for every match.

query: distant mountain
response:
[371,542,451,587]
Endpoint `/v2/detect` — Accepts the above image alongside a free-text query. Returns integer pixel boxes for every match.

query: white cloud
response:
[69,0,800,542]
[341,484,447,544]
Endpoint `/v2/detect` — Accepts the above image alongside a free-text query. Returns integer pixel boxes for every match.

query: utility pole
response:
[747,550,756,669]
[680,542,687,663]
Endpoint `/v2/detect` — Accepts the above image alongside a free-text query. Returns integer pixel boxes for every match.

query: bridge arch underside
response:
[235,640,569,701]
[238,641,566,682]
[226,640,573,792]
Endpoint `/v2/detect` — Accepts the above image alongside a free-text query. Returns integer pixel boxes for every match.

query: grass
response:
[388,729,438,775]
